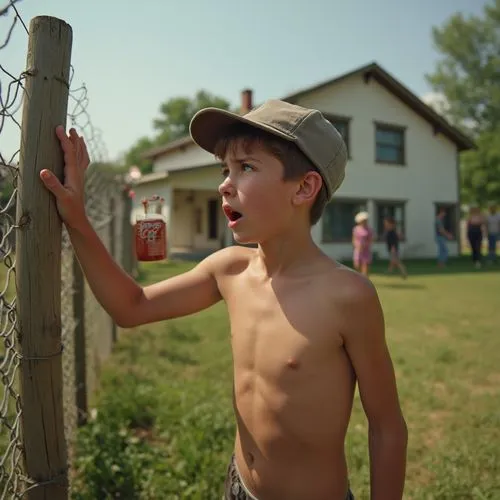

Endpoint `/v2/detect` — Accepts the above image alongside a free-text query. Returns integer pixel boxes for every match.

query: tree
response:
[461,130,500,204]
[124,136,155,175]
[124,90,231,174]
[153,90,231,140]
[426,0,500,205]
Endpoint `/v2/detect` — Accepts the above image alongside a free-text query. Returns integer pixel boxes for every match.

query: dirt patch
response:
[433,381,448,396]
[423,323,450,339]
[487,373,500,384]
[467,373,500,396]
[422,410,450,447]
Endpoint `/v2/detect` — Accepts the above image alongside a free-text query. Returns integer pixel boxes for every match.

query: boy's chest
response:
[224,276,342,376]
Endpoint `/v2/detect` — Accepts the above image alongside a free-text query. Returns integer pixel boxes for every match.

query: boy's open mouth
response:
[223,205,243,223]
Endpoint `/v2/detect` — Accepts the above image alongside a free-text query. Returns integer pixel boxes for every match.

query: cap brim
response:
[189,107,293,155]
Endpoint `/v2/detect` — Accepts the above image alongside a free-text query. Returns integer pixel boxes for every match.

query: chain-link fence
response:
[0,3,136,498]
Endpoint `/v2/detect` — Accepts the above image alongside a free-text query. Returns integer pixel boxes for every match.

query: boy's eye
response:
[242,163,253,172]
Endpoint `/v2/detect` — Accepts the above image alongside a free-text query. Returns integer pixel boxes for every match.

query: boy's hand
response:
[40,126,90,230]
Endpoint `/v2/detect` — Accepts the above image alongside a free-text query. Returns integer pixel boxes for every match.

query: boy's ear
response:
[292,171,323,206]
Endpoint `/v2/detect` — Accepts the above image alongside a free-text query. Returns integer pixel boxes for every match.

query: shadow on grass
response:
[139,255,500,280]
[362,257,500,277]
[375,282,427,290]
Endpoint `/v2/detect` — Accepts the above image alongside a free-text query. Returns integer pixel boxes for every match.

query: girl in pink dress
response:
[352,211,373,276]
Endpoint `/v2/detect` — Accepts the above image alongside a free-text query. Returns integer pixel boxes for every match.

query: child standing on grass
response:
[466,206,486,269]
[40,100,407,500]
[352,211,373,277]
[383,216,407,279]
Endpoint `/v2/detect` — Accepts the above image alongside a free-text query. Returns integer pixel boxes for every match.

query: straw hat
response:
[355,211,369,224]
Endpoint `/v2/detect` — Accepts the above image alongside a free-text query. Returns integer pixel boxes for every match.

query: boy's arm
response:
[40,126,223,328]
[339,277,408,500]
[67,221,222,327]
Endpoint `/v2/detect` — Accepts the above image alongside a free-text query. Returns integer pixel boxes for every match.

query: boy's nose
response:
[218,177,236,197]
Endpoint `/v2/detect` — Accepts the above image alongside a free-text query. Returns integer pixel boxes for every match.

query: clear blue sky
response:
[1,0,488,163]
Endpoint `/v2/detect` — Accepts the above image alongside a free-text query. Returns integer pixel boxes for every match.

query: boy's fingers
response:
[56,126,75,159]
[69,128,79,145]
[79,137,90,169]
[40,169,67,198]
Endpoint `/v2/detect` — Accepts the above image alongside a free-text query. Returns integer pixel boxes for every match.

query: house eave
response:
[134,171,169,185]
[282,62,476,152]
[146,62,476,161]
[141,136,195,160]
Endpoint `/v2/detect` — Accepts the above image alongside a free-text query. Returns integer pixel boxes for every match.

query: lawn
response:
[72,257,500,500]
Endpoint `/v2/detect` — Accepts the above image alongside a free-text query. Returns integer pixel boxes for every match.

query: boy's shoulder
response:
[317,259,380,311]
[199,245,255,276]
[319,261,384,340]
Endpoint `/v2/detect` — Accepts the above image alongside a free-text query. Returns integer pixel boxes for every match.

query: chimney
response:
[240,89,253,115]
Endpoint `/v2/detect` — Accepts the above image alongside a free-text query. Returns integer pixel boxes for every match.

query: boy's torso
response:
[215,248,357,499]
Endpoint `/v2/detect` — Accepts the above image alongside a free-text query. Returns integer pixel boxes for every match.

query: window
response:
[375,123,405,164]
[207,199,218,239]
[435,203,457,240]
[322,199,367,242]
[375,202,406,239]
[325,115,350,156]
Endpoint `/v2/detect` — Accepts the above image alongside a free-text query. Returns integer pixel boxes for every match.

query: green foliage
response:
[0,166,16,208]
[71,376,161,499]
[124,90,231,175]
[461,128,500,205]
[123,136,156,176]
[71,259,500,499]
[152,90,231,141]
[426,0,500,205]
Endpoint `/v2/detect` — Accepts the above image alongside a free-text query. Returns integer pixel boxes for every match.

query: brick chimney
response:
[240,89,253,115]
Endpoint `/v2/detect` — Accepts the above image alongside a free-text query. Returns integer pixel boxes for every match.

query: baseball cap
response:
[189,99,347,200]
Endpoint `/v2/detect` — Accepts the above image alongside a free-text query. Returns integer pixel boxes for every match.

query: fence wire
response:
[0,1,29,497]
[0,2,136,498]
[61,89,124,494]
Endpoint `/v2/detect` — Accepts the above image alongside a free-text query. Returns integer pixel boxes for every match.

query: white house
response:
[131,62,475,261]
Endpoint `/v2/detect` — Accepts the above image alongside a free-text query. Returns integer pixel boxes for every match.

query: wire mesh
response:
[0,2,134,497]
[0,1,30,497]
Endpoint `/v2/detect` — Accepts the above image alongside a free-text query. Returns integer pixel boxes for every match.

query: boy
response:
[40,100,407,499]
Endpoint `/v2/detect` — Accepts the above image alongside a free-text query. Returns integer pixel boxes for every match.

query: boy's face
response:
[218,141,302,244]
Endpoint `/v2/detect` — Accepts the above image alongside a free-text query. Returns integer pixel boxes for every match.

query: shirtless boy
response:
[40,100,407,499]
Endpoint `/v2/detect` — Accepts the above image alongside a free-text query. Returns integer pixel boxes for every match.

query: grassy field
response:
[72,257,500,500]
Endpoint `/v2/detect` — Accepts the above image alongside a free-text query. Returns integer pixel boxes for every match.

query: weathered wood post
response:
[16,16,72,500]
[109,196,117,343]
[72,256,87,427]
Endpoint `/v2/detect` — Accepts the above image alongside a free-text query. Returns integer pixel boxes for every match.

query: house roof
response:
[282,62,475,152]
[134,171,169,185]
[143,61,475,160]
[142,135,194,160]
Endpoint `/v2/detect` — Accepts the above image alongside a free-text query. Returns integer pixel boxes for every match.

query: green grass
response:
[73,257,500,499]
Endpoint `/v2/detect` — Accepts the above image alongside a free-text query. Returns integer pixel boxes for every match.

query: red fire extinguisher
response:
[135,195,167,261]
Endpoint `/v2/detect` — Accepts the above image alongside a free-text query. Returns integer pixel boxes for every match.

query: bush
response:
[71,375,161,499]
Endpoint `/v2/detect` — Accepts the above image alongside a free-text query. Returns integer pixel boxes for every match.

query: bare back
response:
[215,247,357,499]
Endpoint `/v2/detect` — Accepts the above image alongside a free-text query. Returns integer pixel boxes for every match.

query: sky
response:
[0,0,489,164]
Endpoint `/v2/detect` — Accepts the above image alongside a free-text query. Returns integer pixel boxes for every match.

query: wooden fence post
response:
[16,16,72,500]
[109,197,117,343]
[121,188,137,277]
[72,257,87,427]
